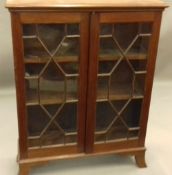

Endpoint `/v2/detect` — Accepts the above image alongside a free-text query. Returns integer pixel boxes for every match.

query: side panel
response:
[139,12,162,146]
[11,12,28,159]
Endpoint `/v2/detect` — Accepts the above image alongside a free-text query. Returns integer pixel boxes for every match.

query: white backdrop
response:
[155,0,172,81]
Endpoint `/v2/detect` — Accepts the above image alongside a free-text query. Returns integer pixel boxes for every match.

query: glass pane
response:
[95,100,130,143]
[114,23,152,51]
[23,23,80,148]
[110,100,129,112]
[98,61,116,74]
[23,37,50,59]
[130,60,147,72]
[25,64,45,77]
[99,37,122,58]
[39,61,65,105]
[122,99,142,128]
[97,76,109,100]
[37,24,65,54]
[65,135,77,144]
[95,22,152,144]
[138,23,152,33]
[96,102,116,132]
[44,104,61,116]
[23,24,79,62]
[114,23,139,50]
[126,36,150,60]
[27,106,50,137]
[106,118,128,141]
[25,79,38,105]
[55,37,79,57]
[100,24,112,35]
[60,63,79,74]
[128,130,139,139]
[67,24,79,35]
[40,103,77,146]
[110,60,133,100]
[41,124,65,146]
[23,25,36,36]
[95,133,106,143]
[134,74,146,96]
[66,77,78,101]
[56,103,77,133]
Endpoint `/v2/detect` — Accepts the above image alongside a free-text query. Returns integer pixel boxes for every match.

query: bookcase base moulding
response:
[6,0,167,174]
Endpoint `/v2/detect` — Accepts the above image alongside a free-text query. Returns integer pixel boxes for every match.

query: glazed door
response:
[16,12,89,157]
[86,12,156,153]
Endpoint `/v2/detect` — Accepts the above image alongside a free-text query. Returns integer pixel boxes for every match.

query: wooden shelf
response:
[97,84,144,101]
[24,52,147,64]
[99,52,147,61]
[26,84,143,106]
[28,130,77,148]
[24,56,79,64]
[26,90,78,106]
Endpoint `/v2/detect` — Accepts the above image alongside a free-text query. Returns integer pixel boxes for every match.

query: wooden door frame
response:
[85,11,163,153]
[85,12,100,153]
[11,11,90,159]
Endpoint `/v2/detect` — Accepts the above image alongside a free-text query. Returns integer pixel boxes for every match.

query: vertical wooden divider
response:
[77,13,90,152]
[85,12,100,153]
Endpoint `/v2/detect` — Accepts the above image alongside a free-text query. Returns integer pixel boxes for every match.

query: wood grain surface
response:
[6,0,167,8]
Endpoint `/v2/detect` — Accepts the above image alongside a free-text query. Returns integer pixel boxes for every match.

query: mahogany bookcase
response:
[6,0,167,174]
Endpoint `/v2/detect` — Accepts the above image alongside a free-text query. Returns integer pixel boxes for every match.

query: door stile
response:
[85,12,100,153]
[77,13,90,152]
